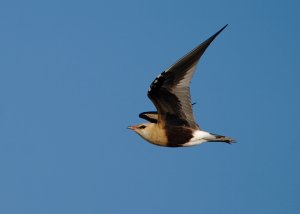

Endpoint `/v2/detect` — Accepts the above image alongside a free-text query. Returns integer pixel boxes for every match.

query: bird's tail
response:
[210,133,236,144]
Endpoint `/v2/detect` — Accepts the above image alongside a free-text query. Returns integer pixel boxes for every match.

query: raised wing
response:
[139,111,158,123]
[147,25,227,128]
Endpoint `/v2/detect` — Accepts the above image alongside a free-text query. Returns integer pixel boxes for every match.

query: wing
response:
[147,25,227,129]
[139,111,158,123]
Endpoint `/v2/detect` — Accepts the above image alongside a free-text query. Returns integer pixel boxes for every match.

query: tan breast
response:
[141,124,169,147]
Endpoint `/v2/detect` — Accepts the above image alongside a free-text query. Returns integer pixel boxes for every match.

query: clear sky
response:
[0,0,299,213]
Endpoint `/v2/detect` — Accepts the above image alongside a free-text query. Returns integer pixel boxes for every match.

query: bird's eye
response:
[139,125,146,129]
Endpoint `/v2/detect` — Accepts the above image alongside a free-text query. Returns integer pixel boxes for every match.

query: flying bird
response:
[128,25,235,147]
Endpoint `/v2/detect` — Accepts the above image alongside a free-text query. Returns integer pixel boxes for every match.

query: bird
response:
[128,25,235,147]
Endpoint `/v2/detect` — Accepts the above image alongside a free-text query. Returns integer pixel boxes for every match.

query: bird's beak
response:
[127,126,135,130]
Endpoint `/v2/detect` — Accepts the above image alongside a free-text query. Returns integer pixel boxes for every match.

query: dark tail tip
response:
[213,134,236,144]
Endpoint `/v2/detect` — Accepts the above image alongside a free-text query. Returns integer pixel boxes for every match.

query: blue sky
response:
[0,0,299,213]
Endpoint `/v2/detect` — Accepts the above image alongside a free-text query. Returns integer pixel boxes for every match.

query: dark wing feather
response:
[139,111,158,123]
[148,25,227,129]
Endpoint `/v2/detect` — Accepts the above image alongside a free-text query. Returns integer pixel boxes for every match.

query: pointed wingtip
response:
[210,24,228,39]
[222,24,229,30]
[219,24,228,32]
[189,24,228,58]
[220,24,228,32]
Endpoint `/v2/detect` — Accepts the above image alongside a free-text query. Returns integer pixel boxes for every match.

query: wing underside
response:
[147,25,228,129]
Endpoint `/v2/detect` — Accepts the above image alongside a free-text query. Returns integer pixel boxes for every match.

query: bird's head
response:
[127,123,153,140]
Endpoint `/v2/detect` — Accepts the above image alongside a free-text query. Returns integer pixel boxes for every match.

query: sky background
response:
[0,0,299,213]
